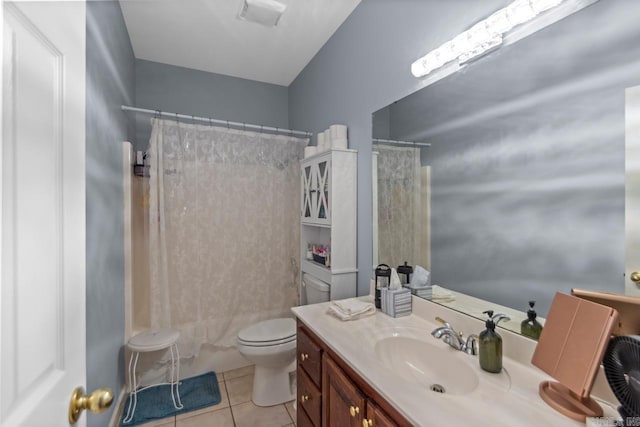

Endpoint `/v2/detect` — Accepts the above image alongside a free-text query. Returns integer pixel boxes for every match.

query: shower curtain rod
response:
[372,137,431,147]
[121,105,312,138]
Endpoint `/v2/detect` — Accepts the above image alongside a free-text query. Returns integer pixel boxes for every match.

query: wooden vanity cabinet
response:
[297,321,411,427]
[323,354,365,426]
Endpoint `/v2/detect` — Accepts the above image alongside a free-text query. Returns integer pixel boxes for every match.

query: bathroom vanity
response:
[297,321,411,427]
[292,297,619,426]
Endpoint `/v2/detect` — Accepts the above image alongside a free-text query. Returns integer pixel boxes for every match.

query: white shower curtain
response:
[375,144,424,270]
[148,118,307,357]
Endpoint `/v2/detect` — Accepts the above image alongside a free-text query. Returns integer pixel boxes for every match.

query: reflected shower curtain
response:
[148,118,307,357]
[375,144,425,270]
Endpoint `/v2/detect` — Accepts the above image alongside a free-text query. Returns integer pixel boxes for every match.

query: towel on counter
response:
[327,298,376,321]
[431,285,456,303]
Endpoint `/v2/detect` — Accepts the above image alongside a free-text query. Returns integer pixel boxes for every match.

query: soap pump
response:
[520,301,543,340]
[479,310,510,373]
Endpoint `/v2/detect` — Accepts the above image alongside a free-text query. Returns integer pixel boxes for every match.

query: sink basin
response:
[374,336,480,395]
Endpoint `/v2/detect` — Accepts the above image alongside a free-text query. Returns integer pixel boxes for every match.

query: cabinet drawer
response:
[298,367,321,426]
[298,326,322,387]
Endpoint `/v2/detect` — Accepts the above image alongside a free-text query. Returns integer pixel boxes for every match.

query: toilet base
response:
[252,360,296,407]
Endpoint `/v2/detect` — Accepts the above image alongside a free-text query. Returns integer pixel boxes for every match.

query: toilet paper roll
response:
[304,146,318,158]
[332,138,348,150]
[317,132,325,148]
[330,124,348,140]
[323,129,332,148]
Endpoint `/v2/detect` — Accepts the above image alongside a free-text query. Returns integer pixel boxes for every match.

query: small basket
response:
[312,253,327,265]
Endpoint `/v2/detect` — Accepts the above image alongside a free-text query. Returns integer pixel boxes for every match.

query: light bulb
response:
[485,9,513,35]
[467,22,492,47]
[530,0,564,14]
[437,41,458,64]
[505,0,538,26]
[451,31,473,56]
[411,50,445,77]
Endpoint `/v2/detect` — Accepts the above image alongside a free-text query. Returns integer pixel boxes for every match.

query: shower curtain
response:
[375,144,425,270]
[148,118,307,357]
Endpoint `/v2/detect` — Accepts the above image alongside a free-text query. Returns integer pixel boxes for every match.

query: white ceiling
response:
[119,0,362,86]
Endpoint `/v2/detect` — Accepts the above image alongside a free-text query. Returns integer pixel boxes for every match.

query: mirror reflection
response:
[372,0,640,335]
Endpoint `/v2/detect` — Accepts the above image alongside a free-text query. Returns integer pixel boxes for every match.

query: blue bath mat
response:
[120,371,221,426]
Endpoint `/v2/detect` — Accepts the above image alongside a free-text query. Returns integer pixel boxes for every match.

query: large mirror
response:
[372,0,640,335]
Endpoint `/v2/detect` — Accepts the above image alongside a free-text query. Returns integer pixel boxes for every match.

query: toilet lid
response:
[238,318,296,344]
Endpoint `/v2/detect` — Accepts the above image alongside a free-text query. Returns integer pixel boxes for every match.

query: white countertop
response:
[292,297,619,427]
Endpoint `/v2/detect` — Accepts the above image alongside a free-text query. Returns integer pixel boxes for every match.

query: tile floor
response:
[136,366,296,427]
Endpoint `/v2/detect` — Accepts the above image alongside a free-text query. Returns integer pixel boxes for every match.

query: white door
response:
[1,1,88,426]
[626,85,640,297]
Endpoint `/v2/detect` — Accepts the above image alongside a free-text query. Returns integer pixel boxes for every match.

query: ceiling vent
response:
[238,0,287,27]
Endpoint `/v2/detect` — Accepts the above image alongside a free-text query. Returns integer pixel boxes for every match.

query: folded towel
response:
[431,285,455,303]
[327,298,376,321]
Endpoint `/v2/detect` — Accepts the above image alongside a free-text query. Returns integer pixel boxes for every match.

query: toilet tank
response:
[302,273,330,304]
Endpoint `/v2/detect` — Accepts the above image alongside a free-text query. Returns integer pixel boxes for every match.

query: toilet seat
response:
[237,318,296,347]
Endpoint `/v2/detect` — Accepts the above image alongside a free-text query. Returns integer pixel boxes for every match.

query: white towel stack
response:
[327,298,376,321]
[380,288,412,318]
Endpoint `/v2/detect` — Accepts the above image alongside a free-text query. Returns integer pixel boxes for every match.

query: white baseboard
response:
[109,386,127,427]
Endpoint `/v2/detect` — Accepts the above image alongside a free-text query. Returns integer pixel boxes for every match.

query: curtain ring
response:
[209,117,213,127]
[260,125,264,134]
[226,120,230,129]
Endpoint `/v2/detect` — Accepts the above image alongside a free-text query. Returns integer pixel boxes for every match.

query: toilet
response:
[237,318,297,406]
[237,273,330,406]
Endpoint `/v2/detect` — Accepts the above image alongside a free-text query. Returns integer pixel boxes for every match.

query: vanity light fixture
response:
[238,0,287,27]
[411,0,565,77]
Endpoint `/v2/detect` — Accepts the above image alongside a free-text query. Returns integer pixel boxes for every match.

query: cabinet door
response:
[313,157,331,225]
[302,162,314,221]
[323,354,365,427]
[363,400,399,427]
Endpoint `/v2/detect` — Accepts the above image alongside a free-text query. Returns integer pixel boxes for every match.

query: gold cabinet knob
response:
[631,272,640,283]
[349,405,360,417]
[300,394,309,403]
[68,387,113,424]
[362,419,373,427]
[300,353,309,362]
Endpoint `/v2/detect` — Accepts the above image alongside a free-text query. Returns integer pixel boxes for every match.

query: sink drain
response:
[430,384,445,394]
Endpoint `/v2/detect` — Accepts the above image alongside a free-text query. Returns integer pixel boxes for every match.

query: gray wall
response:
[289,0,510,295]
[134,59,289,150]
[86,2,135,425]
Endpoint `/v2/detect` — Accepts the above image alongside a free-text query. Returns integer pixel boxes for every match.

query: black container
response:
[397,261,413,284]
[374,264,391,309]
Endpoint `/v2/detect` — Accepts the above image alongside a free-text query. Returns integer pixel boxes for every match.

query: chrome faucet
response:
[431,317,478,355]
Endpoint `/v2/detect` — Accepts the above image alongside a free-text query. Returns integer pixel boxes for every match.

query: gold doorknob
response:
[631,272,640,283]
[362,419,373,427]
[68,387,113,424]
[300,353,309,362]
[300,394,309,402]
[349,405,360,417]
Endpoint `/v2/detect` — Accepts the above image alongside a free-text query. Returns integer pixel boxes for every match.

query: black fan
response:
[603,335,640,420]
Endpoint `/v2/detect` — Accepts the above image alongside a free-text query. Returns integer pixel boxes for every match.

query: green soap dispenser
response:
[479,310,510,373]
[520,301,543,340]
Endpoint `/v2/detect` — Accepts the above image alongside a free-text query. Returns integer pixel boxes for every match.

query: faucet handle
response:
[493,314,511,326]
[435,317,451,328]
[465,334,479,355]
